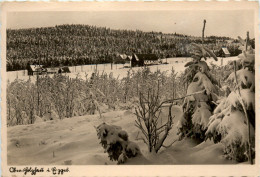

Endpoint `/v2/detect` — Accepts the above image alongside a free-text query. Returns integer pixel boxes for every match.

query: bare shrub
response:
[134,80,174,153]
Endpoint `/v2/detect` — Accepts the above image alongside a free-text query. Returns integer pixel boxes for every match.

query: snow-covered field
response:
[7,57,238,82]
[7,105,237,165]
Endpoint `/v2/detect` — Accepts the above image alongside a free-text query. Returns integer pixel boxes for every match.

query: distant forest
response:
[6,24,252,71]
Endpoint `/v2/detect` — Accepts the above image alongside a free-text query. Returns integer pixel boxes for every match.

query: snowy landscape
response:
[7,54,255,165]
[5,11,255,166]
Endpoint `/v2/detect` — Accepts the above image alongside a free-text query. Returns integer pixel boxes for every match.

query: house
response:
[114,54,131,64]
[131,54,159,67]
[27,65,45,76]
[27,64,70,75]
[220,47,231,57]
[59,66,71,73]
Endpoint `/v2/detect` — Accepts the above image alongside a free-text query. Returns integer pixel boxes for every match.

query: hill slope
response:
[7,106,237,165]
[7,24,240,71]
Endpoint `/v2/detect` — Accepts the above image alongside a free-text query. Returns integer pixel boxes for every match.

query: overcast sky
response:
[7,10,255,38]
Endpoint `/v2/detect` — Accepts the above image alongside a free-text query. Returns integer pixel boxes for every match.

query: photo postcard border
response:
[1,1,259,176]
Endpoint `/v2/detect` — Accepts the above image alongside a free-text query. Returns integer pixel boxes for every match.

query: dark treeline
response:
[7,24,241,71]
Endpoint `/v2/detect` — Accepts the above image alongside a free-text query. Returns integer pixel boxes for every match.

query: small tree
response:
[96,123,141,164]
[178,20,219,141]
[134,80,174,153]
[24,79,37,124]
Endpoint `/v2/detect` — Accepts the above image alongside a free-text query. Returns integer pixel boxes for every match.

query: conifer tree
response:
[178,20,219,141]
[206,33,255,163]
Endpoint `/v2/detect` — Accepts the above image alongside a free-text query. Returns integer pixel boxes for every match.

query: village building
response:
[27,65,46,76]
[59,66,71,73]
[131,54,159,67]
[217,47,231,65]
[27,64,70,75]
[219,47,231,57]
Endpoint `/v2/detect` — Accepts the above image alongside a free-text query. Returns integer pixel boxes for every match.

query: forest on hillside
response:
[6,24,247,71]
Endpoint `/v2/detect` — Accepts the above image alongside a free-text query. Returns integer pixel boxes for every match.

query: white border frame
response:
[1,2,259,176]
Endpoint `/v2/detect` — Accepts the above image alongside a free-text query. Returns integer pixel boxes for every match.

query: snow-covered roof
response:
[222,47,230,55]
[119,54,128,60]
[30,65,44,72]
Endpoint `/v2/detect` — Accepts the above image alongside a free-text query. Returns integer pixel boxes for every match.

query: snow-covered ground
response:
[7,57,238,83]
[7,105,237,165]
[7,56,241,165]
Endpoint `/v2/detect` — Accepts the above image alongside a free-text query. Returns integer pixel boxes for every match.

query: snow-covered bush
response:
[7,69,184,126]
[206,34,255,163]
[7,79,37,126]
[96,123,141,164]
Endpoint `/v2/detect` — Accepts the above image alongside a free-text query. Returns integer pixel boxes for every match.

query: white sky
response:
[7,10,255,38]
